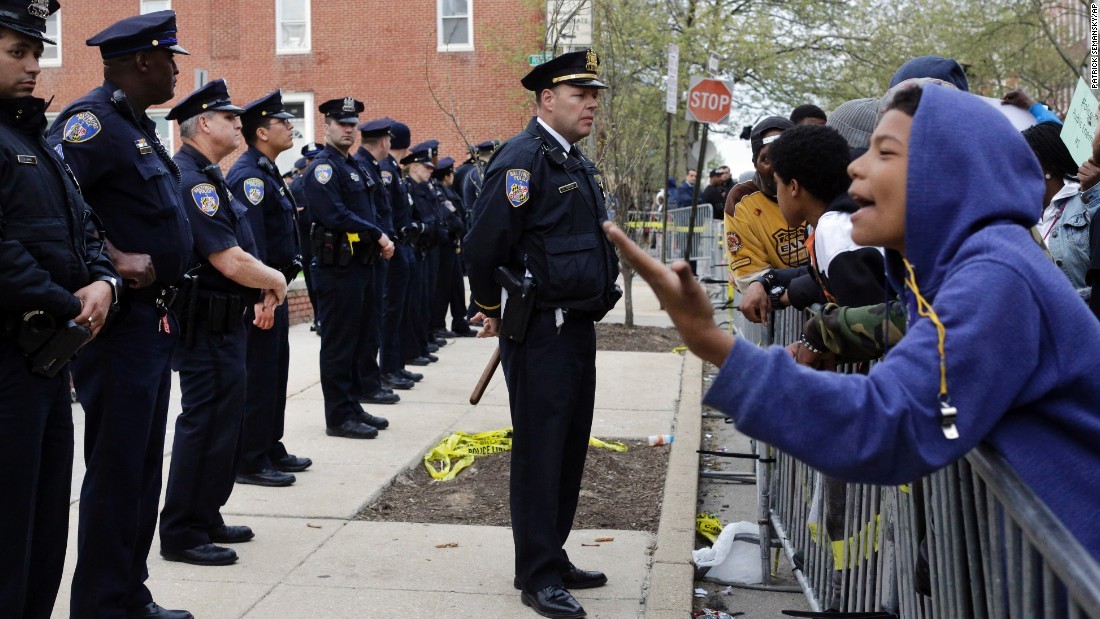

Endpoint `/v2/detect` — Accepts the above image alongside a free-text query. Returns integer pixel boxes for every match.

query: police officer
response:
[305,97,395,439]
[157,80,286,567]
[430,157,474,337]
[228,90,313,487]
[464,49,621,619]
[403,142,447,361]
[461,139,499,211]
[391,125,432,367]
[292,142,325,333]
[352,118,406,400]
[379,121,426,380]
[48,10,195,619]
[0,4,118,617]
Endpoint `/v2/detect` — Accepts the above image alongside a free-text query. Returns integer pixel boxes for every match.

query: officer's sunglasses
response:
[265,118,293,128]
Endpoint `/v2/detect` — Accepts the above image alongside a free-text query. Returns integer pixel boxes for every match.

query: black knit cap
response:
[521,49,607,92]
[0,0,60,44]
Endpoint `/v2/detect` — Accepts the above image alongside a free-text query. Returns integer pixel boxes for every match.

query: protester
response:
[790,103,826,125]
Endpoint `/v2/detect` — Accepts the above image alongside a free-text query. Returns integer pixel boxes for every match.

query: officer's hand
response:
[378,233,395,260]
[739,281,771,325]
[73,281,113,339]
[602,221,734,366]
[110,249,156,289]
[477,316,500,338]
[1001,89,1035,110]
[253,300,275,330]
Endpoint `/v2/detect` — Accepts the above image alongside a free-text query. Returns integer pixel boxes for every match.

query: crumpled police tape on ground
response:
[423,427,628,481]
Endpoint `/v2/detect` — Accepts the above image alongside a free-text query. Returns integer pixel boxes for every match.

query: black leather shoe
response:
[360,390,400,404]
[427,342,439,353]
[427,353,439,362]
[520,585,586,618]
[405,356,431,366]
[561,565,607,589]
[326,420,378,439]
[435,329,457,338]
[453,329,477,337]
[236,469,295,487]
[399,368,423,381]
[160,543,237,566]
[434,337,448,346]
[127,602,194,619]
[356,411,389,430]
[381,373,415,390]
[208,524,255,544]
[272,454,312,472]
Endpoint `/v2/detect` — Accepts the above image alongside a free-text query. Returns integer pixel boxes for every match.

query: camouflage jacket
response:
[803,300,907,361]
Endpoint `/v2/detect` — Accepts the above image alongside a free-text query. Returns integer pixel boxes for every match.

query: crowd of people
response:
[1,5,505,618]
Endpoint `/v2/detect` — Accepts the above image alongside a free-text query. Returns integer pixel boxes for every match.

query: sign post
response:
[683,76,733,263]
[662,43,679,264]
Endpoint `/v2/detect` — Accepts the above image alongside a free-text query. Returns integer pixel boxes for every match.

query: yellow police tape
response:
[423,428,628,481]
[696,512,723,543]
[624,221,706,232]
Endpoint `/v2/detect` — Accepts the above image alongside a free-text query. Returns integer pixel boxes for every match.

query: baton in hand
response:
[470,346,501,405]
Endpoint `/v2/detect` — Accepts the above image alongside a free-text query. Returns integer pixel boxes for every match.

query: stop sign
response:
[685,77,734,124]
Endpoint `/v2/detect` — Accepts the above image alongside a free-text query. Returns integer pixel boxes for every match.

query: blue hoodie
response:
[703,85,1100,560]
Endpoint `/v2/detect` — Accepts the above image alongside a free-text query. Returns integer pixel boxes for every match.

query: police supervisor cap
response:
[241,90,294,135]
[319,97,364,124]
[166,78,245,122]
[409,140,439,159]
[0,0,60,44]
[400,145,435,168]
[86,10,190,59]
[521,49,607,92]
[357,117,394,137]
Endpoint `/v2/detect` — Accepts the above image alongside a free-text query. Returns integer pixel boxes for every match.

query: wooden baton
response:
[469,346,501,405]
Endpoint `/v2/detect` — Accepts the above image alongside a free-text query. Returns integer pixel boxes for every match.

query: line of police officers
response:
[0,4,490,618]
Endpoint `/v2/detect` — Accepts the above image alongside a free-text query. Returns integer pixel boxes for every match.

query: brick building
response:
[38,0,544,172]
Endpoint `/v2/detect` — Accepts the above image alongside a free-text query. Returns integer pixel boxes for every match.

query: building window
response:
[274,92,314,174]
[438,0,473,51]
[148,110,175,155]
[140,0,171,13]
[276,0,311,54]
[41,11,60,67]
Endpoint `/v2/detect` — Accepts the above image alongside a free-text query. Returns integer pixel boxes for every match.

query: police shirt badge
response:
[191,183,220,217]
[349,172,360,183]
[314,164,333,185]
[381,170,393,185]
[28,0,50,19]
[243,178,265,206]
[62,112,102,144]
[506,169,531,207]
[134,138,153,155]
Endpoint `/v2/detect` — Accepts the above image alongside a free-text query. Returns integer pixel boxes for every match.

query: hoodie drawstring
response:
[903,259,959,440]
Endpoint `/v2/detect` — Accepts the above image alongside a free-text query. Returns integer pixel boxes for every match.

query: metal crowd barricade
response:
[727,306,1100,618]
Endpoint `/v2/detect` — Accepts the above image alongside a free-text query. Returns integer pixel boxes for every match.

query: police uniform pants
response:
[240,303,291,473]
[500,309,596,591]
[401,251,428,360]
[381,245,412,373]
[160,320,247,552]
[448,248,470,333]
[430,244,456,332]
[353,260,384,397]
[312,262,374,427]
[422,246,440,343]
[297,213,319,320]
[0,342,73,619]
[70,301,178,618]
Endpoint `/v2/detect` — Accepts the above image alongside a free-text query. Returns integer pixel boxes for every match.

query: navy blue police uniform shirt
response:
[227,148,300,269]
[379,155,412,232]
[463,117,620,318]
[174,144,260,299]
[303,145,383,240]
[353,148,394,236]
[0,96,118,318]
[48,82,193,287]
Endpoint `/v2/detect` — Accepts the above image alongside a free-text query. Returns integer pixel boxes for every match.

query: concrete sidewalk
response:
[51,280,703,618]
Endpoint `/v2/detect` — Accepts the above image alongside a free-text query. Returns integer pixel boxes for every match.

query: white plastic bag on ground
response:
[692,520,763,584]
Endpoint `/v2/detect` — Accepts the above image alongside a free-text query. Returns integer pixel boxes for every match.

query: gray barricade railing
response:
[727,305,1100,618]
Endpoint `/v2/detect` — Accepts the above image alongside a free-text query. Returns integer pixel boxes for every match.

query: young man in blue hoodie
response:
[604,83,1100,562]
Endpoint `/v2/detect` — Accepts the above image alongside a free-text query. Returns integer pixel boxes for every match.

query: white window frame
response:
[41,11,61,68]
[437,0,473,52]
[276,0,311,55]
[274,92,315,174]
[147,109,175,155]
[140,0,171,14]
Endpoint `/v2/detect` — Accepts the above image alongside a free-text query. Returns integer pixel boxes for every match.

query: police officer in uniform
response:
[48,10,195,619]
[430,157,474,337]
[403,142,447,360]
[292,142,325,333]
[228,90,313,487]
[353,118,406,400]
[392,126,433,367]
[157,80,286,567]
[0,4,118,616]
[464,49,621,619]
[461,139,499,212]
[305,97,395,439]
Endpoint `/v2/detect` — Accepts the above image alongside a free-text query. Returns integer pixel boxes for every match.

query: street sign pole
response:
[684,122,709,265]
[662,43,679,265]
[681,74,733,264]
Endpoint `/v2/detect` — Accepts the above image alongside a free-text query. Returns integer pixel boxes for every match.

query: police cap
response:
[434,156,455,175]
[319,97,364,125]
[294,157,308,170]
[0,0,59,44]
[301,142,324,157]
[521,49,607,92]
[357,117,394,138]
[400,143,435,168]
[86,10,190,59]
[166,78,244,122]
[240,89,294,136]
[390,122,411,149]
[409,140,439,159]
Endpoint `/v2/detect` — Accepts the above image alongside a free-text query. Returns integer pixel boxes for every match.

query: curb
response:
[645,352,703,617]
